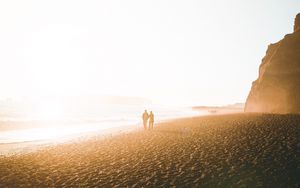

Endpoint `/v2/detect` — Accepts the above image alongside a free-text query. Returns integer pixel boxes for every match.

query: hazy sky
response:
[0,0,299,105]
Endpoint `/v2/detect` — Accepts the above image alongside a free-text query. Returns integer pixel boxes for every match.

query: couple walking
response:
[142,110,154,130]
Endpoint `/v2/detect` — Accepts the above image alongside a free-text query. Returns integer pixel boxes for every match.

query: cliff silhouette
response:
[245,13,300,113]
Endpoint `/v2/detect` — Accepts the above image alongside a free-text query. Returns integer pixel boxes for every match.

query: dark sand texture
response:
[0,114,300,187]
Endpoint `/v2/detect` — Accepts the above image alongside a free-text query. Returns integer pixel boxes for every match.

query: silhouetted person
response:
[149,111,154,130]
[142,110,149,130]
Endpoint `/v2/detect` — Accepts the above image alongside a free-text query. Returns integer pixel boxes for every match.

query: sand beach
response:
[0,113,300,187]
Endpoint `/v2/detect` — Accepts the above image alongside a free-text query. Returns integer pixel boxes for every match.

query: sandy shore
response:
[0,113,300,187]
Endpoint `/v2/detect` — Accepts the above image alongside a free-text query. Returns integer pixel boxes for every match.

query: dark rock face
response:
[294,13,300,32]
[245,13,300,113]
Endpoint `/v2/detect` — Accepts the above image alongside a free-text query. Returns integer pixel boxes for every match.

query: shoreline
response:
[0,123,138,156]
[0,112,216,155]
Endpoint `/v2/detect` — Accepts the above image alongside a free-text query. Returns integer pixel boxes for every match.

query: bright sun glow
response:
[28,101,66,121]
[3,1,300,106]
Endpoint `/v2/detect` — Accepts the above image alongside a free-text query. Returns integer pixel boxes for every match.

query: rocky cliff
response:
[245,13,300,113]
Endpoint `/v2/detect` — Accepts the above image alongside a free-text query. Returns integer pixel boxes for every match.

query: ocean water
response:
[0,103,204,145]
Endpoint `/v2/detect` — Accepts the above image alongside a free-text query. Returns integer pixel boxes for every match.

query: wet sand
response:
[0,113,300,187]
